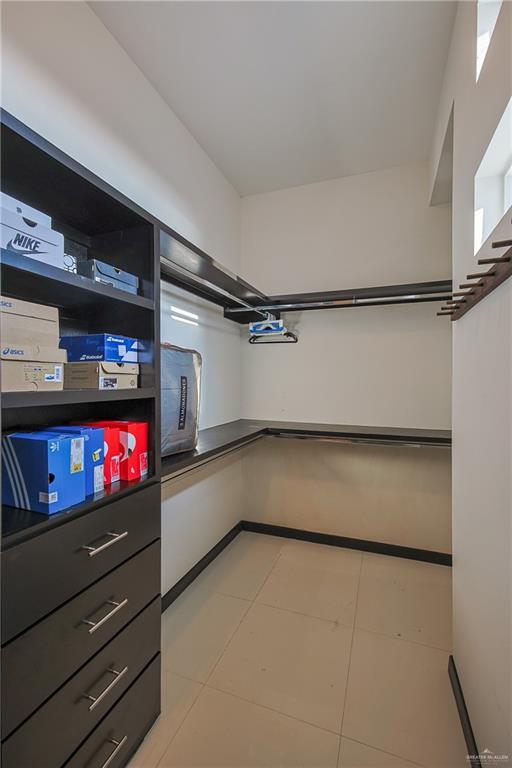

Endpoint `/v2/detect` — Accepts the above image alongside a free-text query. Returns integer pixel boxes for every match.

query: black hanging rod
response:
[224,280,452,321]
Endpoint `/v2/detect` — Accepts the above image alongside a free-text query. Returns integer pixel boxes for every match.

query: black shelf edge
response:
[2,475,161,549]
[161,419,452,478]
[2,387,156,409]
[1,250,155,311]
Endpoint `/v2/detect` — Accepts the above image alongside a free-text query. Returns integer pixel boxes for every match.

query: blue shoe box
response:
[2,431,86,514]
[46,426,104,496]
[59,334,140,363]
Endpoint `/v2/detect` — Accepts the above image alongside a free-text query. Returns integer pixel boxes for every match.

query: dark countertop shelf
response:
[1,250,155,311]
[161,419,452,479]
[2,387,156,409]
[2,475,160,549]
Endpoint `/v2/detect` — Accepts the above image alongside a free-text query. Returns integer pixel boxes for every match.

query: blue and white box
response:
[46,426,104,496]
[2,431,86,514]
[59,334,139,363]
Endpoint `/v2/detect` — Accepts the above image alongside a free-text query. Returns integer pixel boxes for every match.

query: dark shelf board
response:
[1,250,155,311]
[2,475,160,549]
[2,388,156,409]
[161,419,452,478]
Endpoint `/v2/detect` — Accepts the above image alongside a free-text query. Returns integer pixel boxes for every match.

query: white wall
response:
[240,162,452,430]
[242,438,452,554]
[161,282,242,430]
[1,1,241,273]
[430,1,511,756]
[0,1,245,592]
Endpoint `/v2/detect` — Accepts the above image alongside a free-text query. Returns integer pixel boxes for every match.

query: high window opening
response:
[476,0,503,80]
[474,97,512,252]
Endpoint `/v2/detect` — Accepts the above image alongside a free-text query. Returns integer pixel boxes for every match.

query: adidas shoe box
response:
[64,361,139,390]
[46,426,105,495]
[1,207,65,270]
[59,333,140,363]
[2,431,86,514]
[90,420,149,481]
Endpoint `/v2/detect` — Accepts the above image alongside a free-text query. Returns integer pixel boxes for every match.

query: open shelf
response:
[1,250,155,312]
[2,388,156,409]
[2,475,159,548]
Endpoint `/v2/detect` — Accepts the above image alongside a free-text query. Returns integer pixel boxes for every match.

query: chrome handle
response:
[82,666,128,711]
[99,735,128,768]
[82,531,128,558]
[82,599,128,634]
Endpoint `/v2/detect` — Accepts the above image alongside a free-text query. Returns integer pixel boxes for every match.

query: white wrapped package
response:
[161,343,202,456]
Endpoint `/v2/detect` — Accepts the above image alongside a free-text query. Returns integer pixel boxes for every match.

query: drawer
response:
[2,598,160,768]
[67,655,161,768]
[2,540,160,738]
[2,483,160,642]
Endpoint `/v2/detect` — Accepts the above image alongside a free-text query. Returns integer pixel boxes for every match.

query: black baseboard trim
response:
[240,520,452,566]
[449,655,481,768]
[161,522,242,613]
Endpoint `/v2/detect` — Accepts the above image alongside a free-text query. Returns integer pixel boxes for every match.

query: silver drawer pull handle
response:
[100,735,128,768]
[82,666,128,711]
[82,531,128,558]
[82,599,129,634]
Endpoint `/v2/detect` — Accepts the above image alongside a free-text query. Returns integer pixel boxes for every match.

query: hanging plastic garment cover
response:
[161,343,202,456]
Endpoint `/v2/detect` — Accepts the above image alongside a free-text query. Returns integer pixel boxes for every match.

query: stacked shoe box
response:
[1,296,66,391]
[60,333,139,390]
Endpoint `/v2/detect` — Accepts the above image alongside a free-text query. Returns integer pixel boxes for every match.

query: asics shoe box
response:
[46,426,104,495]
[1,343,66,363]
[60,334,139,363]
[2,431,86,514]
[2,361,63,392]
[90,421,148,481]
[64,361,139,390]
[161,343,201,456]
[77,259,139,295]
[1,207,64,269]
[1,295,59,347]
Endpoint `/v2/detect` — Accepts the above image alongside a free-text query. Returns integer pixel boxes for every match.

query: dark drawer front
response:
[2,483,160,643]
[2,598,160,768]
[2,540,161,738]
[67,655,161,768]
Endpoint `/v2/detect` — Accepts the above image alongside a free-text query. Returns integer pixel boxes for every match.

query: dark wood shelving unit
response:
[1,110,161,768]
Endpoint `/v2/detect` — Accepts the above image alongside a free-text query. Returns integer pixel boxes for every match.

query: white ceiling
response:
[91,1,456,196]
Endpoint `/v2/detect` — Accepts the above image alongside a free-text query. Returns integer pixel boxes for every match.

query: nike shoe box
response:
[91,420,149,481]
[2,431,86,514]
[81,423,121,486]
[60,333,140,363]
[2,361,63,392]
[46,426,105,496]
[1,295,60,347]
[77,259,139,295]
[64,361,139,390]
[1,193,52,227]
[161,343,201,456]
[1,207,65,269]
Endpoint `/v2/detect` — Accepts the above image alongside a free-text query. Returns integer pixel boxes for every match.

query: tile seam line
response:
[338,553,364,753]
[339,736,428,768]
[203,681,343,738]
[153,681,205,768]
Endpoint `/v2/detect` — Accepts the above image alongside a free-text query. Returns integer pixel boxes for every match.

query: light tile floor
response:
[130,533,467,768]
